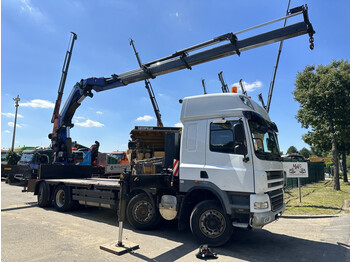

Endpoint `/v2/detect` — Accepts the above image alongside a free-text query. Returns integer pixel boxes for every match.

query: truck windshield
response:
[19,153,34,163]
[109,153,124,161]
[248,120,281,161]
[1,153,6,161]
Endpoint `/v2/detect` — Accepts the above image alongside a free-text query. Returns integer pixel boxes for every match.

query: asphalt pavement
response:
[1,181,350,262]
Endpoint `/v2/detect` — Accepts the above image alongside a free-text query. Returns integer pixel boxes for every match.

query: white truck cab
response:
[179,93,285,231]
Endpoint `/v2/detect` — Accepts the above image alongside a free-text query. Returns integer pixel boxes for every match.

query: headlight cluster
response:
[254,201,269,209]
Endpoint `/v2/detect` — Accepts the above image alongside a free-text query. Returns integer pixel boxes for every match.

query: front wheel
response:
[53,185,75,212]
[126,193,160,230]
[190,200,233,246]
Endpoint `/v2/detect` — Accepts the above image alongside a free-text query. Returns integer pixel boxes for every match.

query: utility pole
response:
[11,95,20,151]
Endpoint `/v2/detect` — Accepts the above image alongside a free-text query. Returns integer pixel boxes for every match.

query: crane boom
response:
[129,39,163,127]
[218,71,229,93]
[266,0,292,113]
[239,79,247,96]
[202,79,207,95]
[51,33,77,129]
[50,5,314,163]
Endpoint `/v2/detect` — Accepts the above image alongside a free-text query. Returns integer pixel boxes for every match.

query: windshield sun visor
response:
[243,111,278,133]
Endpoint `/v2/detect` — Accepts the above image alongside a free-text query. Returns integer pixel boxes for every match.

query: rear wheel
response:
[53,185,74,212]
[37,182,51,207]
[126,193,160,230]
[190,200,232,246]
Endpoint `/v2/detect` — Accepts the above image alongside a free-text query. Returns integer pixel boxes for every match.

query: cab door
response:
[204,117,254,192]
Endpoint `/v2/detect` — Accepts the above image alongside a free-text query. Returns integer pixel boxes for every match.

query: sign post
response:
[283,162,308,203]
[298,178,301,202]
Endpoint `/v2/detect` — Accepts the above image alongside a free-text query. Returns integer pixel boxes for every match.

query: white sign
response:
[283,162,308,178]
[105,164,130,174]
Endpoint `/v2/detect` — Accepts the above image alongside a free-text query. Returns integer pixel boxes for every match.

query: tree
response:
[302,127,349,182]
[286,146,299,155]
[5,151,21,165]
[293,59,350,190]
[309,145,324,157]
[299,147,311,159]
[339,143,349,182]
[302,130,331,155]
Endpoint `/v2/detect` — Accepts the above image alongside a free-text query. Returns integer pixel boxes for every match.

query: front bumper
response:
[250,203,285,228]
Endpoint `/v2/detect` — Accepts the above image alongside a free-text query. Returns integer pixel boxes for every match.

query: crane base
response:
[100,241,139,256]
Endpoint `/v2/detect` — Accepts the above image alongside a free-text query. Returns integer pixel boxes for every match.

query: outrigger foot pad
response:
[195,245,218,260]
[100,241,139,256]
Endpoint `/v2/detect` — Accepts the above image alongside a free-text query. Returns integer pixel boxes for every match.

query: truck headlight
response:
[254,201,269,209]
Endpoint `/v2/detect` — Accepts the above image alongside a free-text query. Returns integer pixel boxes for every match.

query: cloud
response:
[2,112,24,118]
[232,80,263,92]
[4,130,11,134]
[170,11,180,18]
[96,111,103,115]
[158,93,170,100]
[174,123,183,128]
[18,0,54,32]
[8,122,22,128]
[74,116,86,120]
[21,0,34,12]
[20,0,46,22]
[74,119,104,127]
[136,115,154,122]
[20,99,54,109]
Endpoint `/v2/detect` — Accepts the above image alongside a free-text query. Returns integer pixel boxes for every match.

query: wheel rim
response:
[132,200,153,224]
[199,209,226,238]
[56,189,65,208]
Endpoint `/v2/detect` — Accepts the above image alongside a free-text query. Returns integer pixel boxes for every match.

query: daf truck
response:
[28,5,314,246]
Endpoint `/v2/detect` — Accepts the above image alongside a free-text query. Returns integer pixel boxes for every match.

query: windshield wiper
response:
[255,151,281,161]
[255,151,271,160]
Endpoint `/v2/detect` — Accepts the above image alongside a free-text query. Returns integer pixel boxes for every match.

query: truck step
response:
[232,222,248,228]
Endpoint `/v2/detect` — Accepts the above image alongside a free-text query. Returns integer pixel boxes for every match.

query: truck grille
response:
[266,171,284,180]
[268,181,284,188]
[266,171,284,189]
[268,189,283,211]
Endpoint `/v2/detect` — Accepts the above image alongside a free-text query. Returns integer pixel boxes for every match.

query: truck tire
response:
[37,182,51,207]
[53,185,74,212]
[126,193,160,230]
[190,200,232,246]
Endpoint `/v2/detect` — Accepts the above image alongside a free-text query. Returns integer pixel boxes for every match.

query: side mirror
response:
[39,154,49,164]
[235,144,247,156]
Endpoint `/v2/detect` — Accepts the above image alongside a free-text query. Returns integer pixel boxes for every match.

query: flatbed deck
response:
[43,178,121,190]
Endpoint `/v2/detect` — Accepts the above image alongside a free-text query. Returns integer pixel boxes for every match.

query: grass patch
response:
[284,180,350,215]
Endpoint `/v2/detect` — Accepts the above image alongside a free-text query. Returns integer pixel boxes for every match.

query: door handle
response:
[200,171,209,179]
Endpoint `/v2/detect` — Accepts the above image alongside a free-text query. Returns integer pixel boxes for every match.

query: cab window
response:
[210,120,246,155]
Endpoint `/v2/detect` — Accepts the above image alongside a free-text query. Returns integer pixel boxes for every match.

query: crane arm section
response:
[52,5,314,163]
[51,32,77,135]
[129,39,163,127]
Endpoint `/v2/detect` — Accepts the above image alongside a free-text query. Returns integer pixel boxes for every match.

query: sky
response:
[1,0,350,154]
